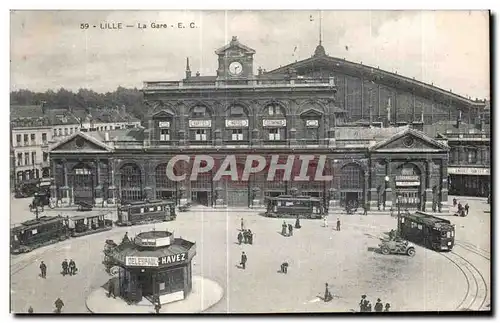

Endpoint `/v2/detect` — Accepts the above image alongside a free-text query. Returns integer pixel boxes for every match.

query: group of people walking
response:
[237,229,254,245]
[359,295,390,312]
[453,198,470,216]
[61,259,78,276]
[323,216,341,231]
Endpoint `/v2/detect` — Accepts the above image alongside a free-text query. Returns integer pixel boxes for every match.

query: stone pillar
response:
[328,188,339,210]
[178,129,186,146]
[440,159,449,213]
[51,161,58,205]
[328,127,336,147]
[251,128,260,146]
[424,160,433,212]
[289,128,297,146]
[384,159,393,209]
[107,158,117,205]
[363,170,369,208]
[95,159,103,207]
[369,166,378,210]
[214,129,222,146]
[61,160,70,206]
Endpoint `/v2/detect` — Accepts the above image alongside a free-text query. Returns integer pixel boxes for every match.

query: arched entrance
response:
[219,162,248,207]
[70,163,95,205]
[338,163,364,209]
[189,160,212,206]
[120,163,143,202]
[394,163,422,211]
[155,163,177,200]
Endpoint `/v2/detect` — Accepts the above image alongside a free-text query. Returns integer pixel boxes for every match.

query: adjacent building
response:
[49,36,489,211]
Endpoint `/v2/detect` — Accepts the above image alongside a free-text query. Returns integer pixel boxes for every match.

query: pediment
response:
[300,108,323,118]
[370,129,448,152]
[50,133,112,153]
[152,109,175,118]
[215,37,256,55]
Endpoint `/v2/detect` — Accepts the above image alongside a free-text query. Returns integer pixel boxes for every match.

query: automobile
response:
[379,238,416,257]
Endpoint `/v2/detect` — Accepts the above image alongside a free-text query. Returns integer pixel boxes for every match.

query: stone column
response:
[368,165,378,210]
[108,158,117,205]
[95,159,103,207]
[440,159,449,213]
[424,160,433,212]
[384,159,393,210]
[61,159,70,206]
[289,128,297,146]
[364,169,369,209]
[251,128,260,146]
[214,129,222,146]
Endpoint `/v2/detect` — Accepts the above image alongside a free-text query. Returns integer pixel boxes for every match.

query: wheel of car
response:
[407,247,416,257]
[381,247,390,255]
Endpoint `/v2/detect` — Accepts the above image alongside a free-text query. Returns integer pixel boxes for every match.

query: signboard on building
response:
[225,119,249,128]
[134,236,172,248]
[395,175,420,181]
[306,120,319,128]
[448,167,490,176]
[158,121,170,128]
[263,119,286,127]
[189,120,212,128]
[396,181,421,187]
[158,252,188,266]
[125,256,159,267]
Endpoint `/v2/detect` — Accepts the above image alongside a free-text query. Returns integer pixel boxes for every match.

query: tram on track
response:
[116,199,177,226]
[10,215,69,254]
[264,195,325,219]
[399,211,455,251]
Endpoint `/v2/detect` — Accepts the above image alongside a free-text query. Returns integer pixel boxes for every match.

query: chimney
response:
[185,57,191,79]
[104,132,110,141]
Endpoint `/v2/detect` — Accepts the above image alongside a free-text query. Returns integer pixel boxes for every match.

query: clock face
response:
[229,61,243,76]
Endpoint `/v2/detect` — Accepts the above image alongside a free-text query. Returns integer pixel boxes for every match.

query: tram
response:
[68,213,113,237]
[116,199,177,226]
[10,215,69,254]
[398,211,455,251]
[265,195,325,219]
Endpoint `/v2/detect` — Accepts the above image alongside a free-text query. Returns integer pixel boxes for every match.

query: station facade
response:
[49,36,488,212]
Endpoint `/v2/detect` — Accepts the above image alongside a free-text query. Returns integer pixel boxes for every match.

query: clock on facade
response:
[229,61,243,76]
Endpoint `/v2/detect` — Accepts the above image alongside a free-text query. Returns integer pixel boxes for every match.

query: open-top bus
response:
[265,195,325,219]
[399,211,455,251]
[116,199,177,226]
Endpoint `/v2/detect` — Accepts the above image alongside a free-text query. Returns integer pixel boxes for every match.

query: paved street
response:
[10,195,491,313]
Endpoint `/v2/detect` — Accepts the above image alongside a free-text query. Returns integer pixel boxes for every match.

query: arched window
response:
[120,163,142,202]
[225,105,249,142]
[153,108,175,143]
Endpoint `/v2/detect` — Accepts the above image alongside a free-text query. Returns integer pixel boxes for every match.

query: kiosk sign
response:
[158,252,188,266]
[125,256,159,267]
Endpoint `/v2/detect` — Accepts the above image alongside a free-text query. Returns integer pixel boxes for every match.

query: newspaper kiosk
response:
[103,230,196,305]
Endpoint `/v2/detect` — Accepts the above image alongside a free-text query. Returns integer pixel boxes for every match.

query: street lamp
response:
[396,194,401,235]
[384,176,390,211]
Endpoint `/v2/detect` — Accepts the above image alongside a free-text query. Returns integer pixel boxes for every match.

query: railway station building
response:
[49,36,489,212]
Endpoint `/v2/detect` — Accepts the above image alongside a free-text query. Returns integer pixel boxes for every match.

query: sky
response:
[10,10,490,99]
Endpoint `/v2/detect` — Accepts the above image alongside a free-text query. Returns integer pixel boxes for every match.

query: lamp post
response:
[396,194,402,235]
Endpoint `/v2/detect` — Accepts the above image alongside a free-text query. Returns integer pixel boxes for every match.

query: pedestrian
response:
[69,259,76,276]
[154,299,161,314]
[28,306,34,314]
[241,217,245,231]
[366,301,372,312]
[336,218,341,231]
[324,283,332,302]
[243,230,249,244]
[240,251,247,269]
[323,215,328,227]
[465,203,469,215]
[295,215,301,229]
[359,295,367,312]
[122,232,130,244]
[281,221,287,236]
[237,231,243,245]
[39,261,47,279]
[107,280,116,298]
[288,223,293,236]
[457,202,463,211]
[61,259,69,276]
[54,298,64,313]
[374,298,384,312]
[384,303,391,312]
[363,299,369,312]
[453,198,457,207]
[280,262,289,274]
[247,229,253,245]
[363,204,368,215]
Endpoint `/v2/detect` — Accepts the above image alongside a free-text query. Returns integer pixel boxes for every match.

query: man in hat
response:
[241,217,245,231]
[281,221,287,236]
[336,218,341,231]
[324,283,332,302]
[384,303,391,312]
[237,231,243,245]
[247,229,253,245]
[280,261,289,274]
[28,306,34,314]
[69,259,77,276]
[54,298,64,313]
[465,203,470,215]
[374,298,384,312]
[295,215,301,229]
[240,251,247,270]
[243,230,249,244]
[61,259,69,276]
[288,223,293,237]
[39,261,47,279]
[359,295,367,312]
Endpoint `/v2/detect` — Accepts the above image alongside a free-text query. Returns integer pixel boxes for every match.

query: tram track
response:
[454,241,490,261]
[439,250,489,311]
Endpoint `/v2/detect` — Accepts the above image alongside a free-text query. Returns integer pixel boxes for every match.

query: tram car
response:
[116,199,177,226]
[67,213,113,237]
[10,215,69,254]
[265,195,325,219]
[398,211,455,251]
